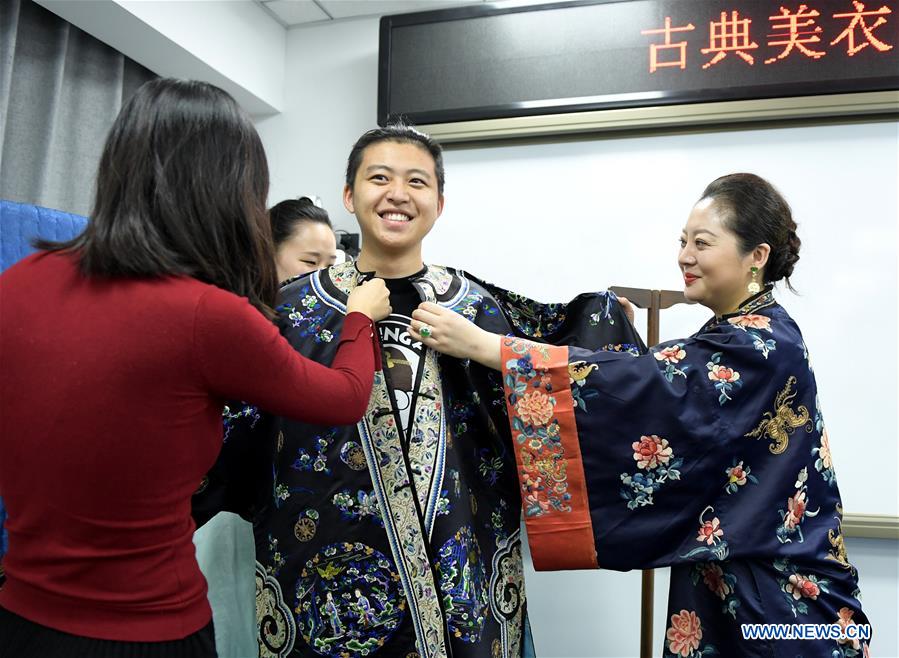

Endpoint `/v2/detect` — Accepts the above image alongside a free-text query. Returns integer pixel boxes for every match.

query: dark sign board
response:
[378,0,899,126]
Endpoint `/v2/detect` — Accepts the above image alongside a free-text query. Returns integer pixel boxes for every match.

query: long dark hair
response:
[699,173,801,292]
[269,197,332,247]
[38,78,278,316]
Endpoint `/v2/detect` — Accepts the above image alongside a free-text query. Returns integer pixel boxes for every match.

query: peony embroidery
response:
[654,343,690,382]
[836,607,864,651]
[777,467,820,544]
[728,314,777,358]
[706,353,742,404]
[813,427,838,486]
[701,563,731,599]
[505,347,572,517]
[682,506,729,561]
[785,574,820,600]
[691,562,740,618]
[697,516,724,546]
[774,558,832,617]
[724,459,759,494]
[728,314,771,331]
[514,390,554,427]
[665,610,704,658]
[633,435,673,469]
[620,435,683,509]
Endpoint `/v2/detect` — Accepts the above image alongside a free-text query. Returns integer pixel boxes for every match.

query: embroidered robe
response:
[206,261,641,658]
[500,289,871,658]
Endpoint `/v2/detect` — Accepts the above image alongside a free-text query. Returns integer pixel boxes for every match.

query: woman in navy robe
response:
[407,173,871,658]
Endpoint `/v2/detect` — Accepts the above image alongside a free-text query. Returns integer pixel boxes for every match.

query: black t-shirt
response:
[378,277,425,437]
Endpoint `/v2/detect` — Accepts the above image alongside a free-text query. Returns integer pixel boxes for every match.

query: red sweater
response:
[0,251,378,641]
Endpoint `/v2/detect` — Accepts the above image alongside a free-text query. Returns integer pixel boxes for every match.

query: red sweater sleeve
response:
[193,287,378,424]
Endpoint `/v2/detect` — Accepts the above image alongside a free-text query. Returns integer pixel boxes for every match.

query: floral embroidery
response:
[477,448,505,486]
[435,490,451,517]
[449,397,476,437]
[724,459,759,494]
[777,467,820,544]
[292,428,337,476]
[633,434,673,469]
[706,353,742,404]
[601,343,642,356]
[515,389,553,426]
[505,351,572,517]
[358,368,448,657]
[332,489,384,527]
[834,607,869,655]
[278,286,335,343]
[664,609,717,657]
[493,291,568,337]
[654,343,691,382]
[728,314,777,358]
[452,290,498,323]
[690,562,739,618]
[682,506,729,561]
[744,376,812,455]
[587,293,618,327]
[619,435,683,509]
[785,573,822,600]
[774,558,831,617]
[488,498,511,548]
[697,516,723,546]
[812,428,838,486]
[265,534,287,576]
[222,402,260,441]
[728,314,770,331]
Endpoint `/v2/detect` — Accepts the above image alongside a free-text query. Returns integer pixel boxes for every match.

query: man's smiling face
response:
[343,140,444,258]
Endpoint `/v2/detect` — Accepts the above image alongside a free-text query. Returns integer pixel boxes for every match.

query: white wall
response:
[255,17,381,230]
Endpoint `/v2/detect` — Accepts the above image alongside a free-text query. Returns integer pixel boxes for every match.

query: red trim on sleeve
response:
[501,339,598,571]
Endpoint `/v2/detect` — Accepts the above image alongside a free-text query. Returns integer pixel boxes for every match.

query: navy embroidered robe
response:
[500,289,871,658]
[201,261,641,658]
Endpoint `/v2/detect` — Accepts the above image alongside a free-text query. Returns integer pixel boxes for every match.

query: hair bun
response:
[781,228,801,279]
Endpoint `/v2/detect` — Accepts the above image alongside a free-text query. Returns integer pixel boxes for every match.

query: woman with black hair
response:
[0,78,389,657]
[270,196,338,284]
[409,173,871,658]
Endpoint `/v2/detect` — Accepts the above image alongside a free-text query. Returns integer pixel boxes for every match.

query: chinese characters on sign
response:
[642,2,893,73]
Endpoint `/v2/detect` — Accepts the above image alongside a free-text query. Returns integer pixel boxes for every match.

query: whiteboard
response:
[424,119,899,519]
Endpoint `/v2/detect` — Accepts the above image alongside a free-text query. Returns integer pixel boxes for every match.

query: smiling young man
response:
[202,124,643,658]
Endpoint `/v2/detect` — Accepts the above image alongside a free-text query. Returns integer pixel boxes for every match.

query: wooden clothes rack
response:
[609,286,694,658]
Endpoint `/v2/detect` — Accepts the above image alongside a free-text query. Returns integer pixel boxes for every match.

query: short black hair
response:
[699,173,800,291]
[38,77,278,316]
[345,122,445,195]
[269,197,332,247]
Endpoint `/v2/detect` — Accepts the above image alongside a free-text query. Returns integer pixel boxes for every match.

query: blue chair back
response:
[1,199,88,271]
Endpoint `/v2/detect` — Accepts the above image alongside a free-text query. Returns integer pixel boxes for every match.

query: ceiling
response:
[256,0,498,27]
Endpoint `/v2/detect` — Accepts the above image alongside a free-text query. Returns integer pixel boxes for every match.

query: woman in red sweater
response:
[0,78,389,657]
